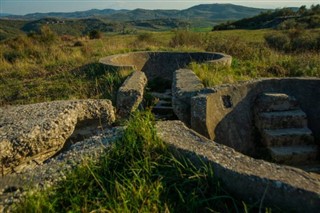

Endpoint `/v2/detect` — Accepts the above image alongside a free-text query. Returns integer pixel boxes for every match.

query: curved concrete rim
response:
[99,51,232,70]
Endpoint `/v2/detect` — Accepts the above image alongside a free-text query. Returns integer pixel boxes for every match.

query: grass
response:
[12,111,251,212]
[190,29,320,86]
[1,28,319,212]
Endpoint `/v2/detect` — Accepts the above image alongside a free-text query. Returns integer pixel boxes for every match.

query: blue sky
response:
[1,0,319,15]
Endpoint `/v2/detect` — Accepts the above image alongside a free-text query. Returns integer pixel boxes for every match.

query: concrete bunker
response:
[103,52,319,173]
[100,51,232,82]
[101,51,231,119]
[191,78,320,172]
[111,52,319,210]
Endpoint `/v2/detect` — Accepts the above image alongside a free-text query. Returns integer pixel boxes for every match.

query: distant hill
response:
[0,3,269,40]
[20,18,118,36]
[6,4,266,27]
[213,5,320,30]
[0,13,12,17]
[0,19,27,40]
[6,9,128,20]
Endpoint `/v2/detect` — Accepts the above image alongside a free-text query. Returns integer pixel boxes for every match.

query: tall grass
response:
[1,29,319,105]
[13,111,245,212]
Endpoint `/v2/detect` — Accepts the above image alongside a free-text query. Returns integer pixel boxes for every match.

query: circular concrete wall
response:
[99,51,232,81]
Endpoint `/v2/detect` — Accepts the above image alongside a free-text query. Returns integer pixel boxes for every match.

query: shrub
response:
[37,25,58,44]
[291,33,318,51]
[3,51,25,63]
[206,36,258,60]
[169,30,202,47]
[73,41,84,47]
[137,32,154,43]
[265,30,319,52]
[264,33,290,52]
[89,30,102,39]
[265,65,288,77]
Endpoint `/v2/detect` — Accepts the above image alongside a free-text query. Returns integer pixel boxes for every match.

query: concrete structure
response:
[254,93,317,166]
[0,99,115,175]
[191,78,320,156]
[1,51,319,211]
[117,71,147,118]
[156,120,320,213]
[172,69,204,125]
[100,51,232,81]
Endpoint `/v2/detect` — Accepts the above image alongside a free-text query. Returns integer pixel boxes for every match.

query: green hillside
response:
[5,3,266,27]
[213,5,320,30]
[21,18,117,36]
[0,19,27,40]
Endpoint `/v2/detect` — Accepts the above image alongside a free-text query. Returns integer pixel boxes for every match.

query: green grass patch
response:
[13,111,248,212]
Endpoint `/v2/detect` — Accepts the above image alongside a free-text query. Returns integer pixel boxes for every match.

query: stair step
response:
[152,105,174,115]
[255,93,299,112]
[269,145,319,165]
[256,110,307,129]
[262,128,314,146]
[155,100,172,107]
[150,92,172,101]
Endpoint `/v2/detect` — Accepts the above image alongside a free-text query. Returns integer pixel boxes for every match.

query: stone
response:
[156,120,320,213]
[268,145,318,165]
[0,126,124,211]
[255,93,299,112]
[172,69,204,125]
[255,110,307,130]
[262,128,314,146]
[116,71,147,118]
[190,78,320,156]
[100,51,232,81]
[0,99,115,175]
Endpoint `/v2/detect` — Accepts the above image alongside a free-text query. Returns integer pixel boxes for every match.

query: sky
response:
[1,0,319,15]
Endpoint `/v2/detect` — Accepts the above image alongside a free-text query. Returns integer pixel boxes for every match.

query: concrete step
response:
[256,110,307,129]
[262,128,314,146]
[150,92,172,101]
[152,105,174,115]
[255,93,299,112]
[155,100,172,107]
[269,145,319,165]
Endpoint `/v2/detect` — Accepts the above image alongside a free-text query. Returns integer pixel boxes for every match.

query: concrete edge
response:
[156,120,320,212]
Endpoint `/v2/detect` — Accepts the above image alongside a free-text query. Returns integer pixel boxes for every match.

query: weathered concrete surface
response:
[100,51,232,81]
[191,78,320,156]
[0,127,123,212]
[117,71,147,117]
[172,69,204,125]
[156,120,320,212]
[0,99,115,175]
[254,93,299,112]
[254,93,317,166]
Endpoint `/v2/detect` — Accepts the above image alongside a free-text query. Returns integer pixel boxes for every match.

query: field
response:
[1,28,319,106]
[1,27,319,212]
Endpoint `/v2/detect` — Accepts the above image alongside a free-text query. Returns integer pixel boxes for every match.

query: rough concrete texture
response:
[191,78,320,156]
[117,71,147,117]
[172,69,204,125]
[0,127,123,212]
[100,51,232,81]
[156,120,320,213]
[255,93,299,112]
[0,99,115,175]
[254,92,317,166]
